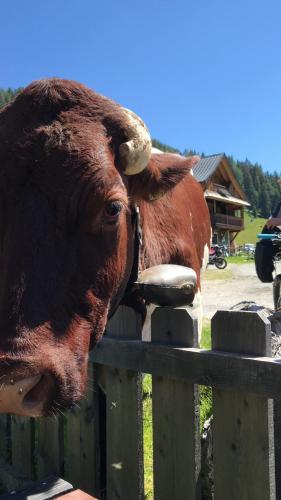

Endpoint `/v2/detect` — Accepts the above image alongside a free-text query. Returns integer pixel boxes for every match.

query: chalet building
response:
[193,154,250,249]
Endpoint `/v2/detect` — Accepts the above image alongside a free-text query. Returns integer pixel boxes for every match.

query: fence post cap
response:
[212,309,271,356]
[212,309,271,327]
[151,306,198,347]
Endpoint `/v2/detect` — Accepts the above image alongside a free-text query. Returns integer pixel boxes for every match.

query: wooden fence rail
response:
[0,306,280,499]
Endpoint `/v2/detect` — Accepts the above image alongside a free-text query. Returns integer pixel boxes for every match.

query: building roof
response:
[193,154,224,182]
[205,189,251,207]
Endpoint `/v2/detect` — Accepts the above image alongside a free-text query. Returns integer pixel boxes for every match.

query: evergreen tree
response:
[0,88,21,108]
[152,139,180,154]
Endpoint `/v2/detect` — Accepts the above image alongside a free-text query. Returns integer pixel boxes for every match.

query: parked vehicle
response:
[208,245,228,269]
[218,244,229,257]
[256,233,281,309]
[236,243,255,258]
[243,243,255,258]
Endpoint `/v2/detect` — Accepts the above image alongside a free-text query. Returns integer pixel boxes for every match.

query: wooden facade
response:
[193,154,250,249]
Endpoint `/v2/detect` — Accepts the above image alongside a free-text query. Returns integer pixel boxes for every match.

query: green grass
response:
[227,254,254,264]
[235,211,266,245]
[206,255,255,271]
[143,379,153,499]
[201,318,211,349]
[143,320,213,498]
[200,320,212,430]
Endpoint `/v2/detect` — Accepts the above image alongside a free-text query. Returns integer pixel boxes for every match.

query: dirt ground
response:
[201,262,274,319]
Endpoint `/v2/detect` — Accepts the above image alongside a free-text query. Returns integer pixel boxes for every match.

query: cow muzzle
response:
[0,373,51,417]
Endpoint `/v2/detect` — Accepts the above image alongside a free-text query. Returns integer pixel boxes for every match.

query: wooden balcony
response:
[213,213,244,231]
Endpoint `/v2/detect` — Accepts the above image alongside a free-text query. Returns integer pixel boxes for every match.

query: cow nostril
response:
[22,374,51,409]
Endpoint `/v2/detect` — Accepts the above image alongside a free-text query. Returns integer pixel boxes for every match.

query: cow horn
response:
[119,108,152,175]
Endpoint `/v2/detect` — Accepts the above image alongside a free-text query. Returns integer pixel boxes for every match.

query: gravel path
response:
[201,262,274,319]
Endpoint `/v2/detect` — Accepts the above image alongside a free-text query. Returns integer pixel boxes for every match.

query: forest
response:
[1,89,279,218]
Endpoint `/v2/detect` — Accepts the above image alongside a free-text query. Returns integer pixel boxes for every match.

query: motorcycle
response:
[208,245,228,269]
[257,233,281,309]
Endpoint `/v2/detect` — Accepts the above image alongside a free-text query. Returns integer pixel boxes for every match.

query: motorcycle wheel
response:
[215,258,227,269]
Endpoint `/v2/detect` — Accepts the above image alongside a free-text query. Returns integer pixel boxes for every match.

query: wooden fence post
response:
[0,415,9,463]
[11,417,34,479]
[64,363,97,495]
[104,305,144,500]
[37,417,64,480]
[151,307,201,500]
[212,310,276,500]
[274,391,281,497]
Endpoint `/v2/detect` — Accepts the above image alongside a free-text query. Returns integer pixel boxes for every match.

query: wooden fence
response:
[0,305,281,499]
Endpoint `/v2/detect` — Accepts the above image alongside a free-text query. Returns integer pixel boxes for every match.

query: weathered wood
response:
[152,307,201,500]
[106,367,143,500]
[0,475,73,500]
[0,416,9,463]
[64,364,97,495]
[106,305,143,339]
[212,310,276,500]
[37,416,63,479]
[274,398,281,498]
[0,459,32,493]
[104,306,144,500]
[11,417,33,479]
[91,333,281,400]
[93,371,106,499]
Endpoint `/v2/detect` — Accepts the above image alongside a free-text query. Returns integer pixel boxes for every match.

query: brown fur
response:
[0,79,211,415]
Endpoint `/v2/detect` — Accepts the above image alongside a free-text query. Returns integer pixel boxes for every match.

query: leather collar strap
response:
[126,205,142,292]
[107,205,142,322]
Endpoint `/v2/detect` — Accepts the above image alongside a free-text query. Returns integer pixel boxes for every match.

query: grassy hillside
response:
[235,211,266,245]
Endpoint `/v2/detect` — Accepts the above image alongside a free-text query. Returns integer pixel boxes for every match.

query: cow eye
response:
[105,201,123,219]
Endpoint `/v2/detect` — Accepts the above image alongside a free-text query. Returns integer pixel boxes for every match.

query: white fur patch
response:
[142,304,156,341]
[201,243,209,276]
[191,290,203,343]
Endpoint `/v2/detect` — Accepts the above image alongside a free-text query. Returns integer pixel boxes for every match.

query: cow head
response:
[0,79,195,416]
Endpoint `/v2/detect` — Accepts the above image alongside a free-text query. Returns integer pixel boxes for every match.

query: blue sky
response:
[1,0,281,173]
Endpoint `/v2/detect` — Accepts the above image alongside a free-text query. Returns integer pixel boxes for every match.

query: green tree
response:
[152,139,181,154]
[0,88,21,108]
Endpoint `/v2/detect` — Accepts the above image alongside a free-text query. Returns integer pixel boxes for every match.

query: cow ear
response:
[128,153,200,202]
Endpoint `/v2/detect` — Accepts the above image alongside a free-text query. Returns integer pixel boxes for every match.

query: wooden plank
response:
[212,310,276,500]
[151,307,201,500]
[274,399,281,498]
[91,332,281,400]
[106,305,143,339]
[0,475,73,500]
[0,416,9,462]
[64,364,97,495]
[106,367,143,500]
[37,416,63,479]
[0,459,32,493]
[105,306,144,500]
[11,416,33,479]
[89,364,106,499]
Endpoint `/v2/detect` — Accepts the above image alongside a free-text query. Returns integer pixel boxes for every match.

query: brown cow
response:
[0,79,211,416]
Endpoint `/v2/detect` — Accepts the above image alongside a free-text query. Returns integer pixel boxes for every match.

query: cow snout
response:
[0,373,52,417]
